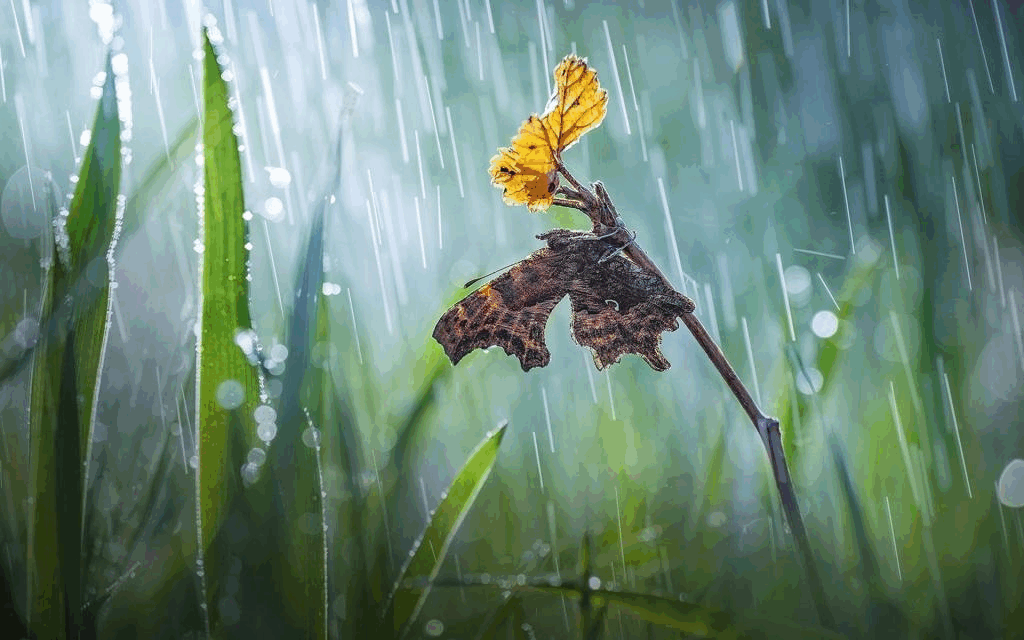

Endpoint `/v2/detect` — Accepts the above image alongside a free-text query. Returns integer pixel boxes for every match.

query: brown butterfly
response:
[432,217,695,372]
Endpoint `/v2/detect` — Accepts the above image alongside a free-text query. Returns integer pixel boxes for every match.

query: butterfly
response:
[432,224,695,372]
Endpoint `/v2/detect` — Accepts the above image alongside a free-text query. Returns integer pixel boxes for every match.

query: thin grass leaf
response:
[26,52,122,640]
[55,333,83,637]
[194,27,260,630]
[472,593,527,640]
[269,202,328,639]
[0,118,198,389]
[122,116,200,241]
[383,420,509,637]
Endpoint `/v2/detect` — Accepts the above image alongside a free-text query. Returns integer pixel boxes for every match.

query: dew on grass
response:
[253,404,276,424]
[216,379,244,410]
[256,421,277,443]
[302,426,321,448]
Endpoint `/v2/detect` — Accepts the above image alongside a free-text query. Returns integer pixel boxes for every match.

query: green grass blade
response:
[383,420,509,636]
[195,26,260,631]
[269,201,328,639]
[55,333,83,637]
[0,116,197,389]
[27,52,122,640]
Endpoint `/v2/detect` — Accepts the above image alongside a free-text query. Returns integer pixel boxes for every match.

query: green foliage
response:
[26,53,122,639]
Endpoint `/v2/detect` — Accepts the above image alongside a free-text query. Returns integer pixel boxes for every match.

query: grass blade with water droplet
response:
[195,27,261,632]
[383,420,508,637]
[26,52,122,640]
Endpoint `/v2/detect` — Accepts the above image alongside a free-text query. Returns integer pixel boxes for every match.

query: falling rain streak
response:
[950,175,973,291]
[602,20,631,135]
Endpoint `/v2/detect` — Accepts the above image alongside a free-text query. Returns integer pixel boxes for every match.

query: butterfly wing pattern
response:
[432,230,695,372]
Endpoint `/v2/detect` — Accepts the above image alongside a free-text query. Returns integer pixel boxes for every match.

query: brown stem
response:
[555,159,588,196]
[560,181,832,627]
[677,312,834,629]
[551,197,587,211]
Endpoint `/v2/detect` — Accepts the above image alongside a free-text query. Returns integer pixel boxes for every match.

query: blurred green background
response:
[1,0,1023,638]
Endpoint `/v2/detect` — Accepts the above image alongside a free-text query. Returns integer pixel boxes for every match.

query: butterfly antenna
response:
[463,260,521,288]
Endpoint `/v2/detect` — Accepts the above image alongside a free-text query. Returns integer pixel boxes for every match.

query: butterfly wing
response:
[432,242,577,371]
[433,229,694,372]
[560,236,695,372]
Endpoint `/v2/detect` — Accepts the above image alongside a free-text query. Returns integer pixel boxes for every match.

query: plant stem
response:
[678,312,834,628]
[551,168,835,628]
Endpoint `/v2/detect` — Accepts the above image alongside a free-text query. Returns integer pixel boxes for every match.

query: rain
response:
[1,0,1023,638]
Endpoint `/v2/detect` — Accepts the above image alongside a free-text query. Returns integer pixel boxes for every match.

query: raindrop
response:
[997,459,1024,508]
[811,310,839,338]
[263,196,283,221]
[795,367,823,395]
[784,265,812,305]
[253,404,276,424]
[587,576,602,590]
[234,329,258,356]
[216,379,244,410]
[269,344,288,361]
[189,455,199,469]
[257,422,277,443]
[266,167,292,188]
[240,462,259,486]
[247,447,266,467]
[79,129,92,147]
[302,427,321,448]
[424,619,444,637]
[111,53,129,76]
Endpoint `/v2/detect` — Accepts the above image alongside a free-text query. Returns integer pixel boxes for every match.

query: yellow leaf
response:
[546,54,608,153]
[489,55,608,212]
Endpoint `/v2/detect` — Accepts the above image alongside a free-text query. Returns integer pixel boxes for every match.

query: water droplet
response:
[587,576,602,590]
[269,344,288,361]
[241,462,260,486]
[302,426,321,449]
[263,196,284,221]
[795,367,823,395]
[234,328,258,356]
[257,422,277,443]
[811,310,839,338]
[253,404,276,424]
[247,447,266,466]
[111,53,129,76]
[266,166,292,188]
[707,511,727,528]
[189,455,199,469]
[784,265,812,305]
[424,619,444,637]
[216,379,244,410]
[998,459,1024,508]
